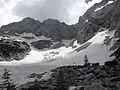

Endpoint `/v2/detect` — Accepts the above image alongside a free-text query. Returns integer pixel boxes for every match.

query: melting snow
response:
[48,30,115,66]
[85,20,88,22]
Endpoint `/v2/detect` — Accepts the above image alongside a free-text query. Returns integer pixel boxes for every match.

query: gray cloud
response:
[13,0,82,24]
[0,0,11,7]
[0,0,4,8]
[0,0,99,26]
[0,0,20,26]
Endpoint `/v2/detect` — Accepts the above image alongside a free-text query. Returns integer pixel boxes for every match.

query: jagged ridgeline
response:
[0,18,76,50]
[0,0,119,50]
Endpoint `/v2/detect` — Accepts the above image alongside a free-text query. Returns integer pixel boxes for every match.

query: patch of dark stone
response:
[27,72,47,79]
[105,60,118,67]
[21,36,35,40]
[31,40,53,49]
[0,38,31,61]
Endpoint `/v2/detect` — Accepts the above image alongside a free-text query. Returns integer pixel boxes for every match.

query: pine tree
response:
[0,68,16,90]
[55,70,68,90]
[84,54,90,66]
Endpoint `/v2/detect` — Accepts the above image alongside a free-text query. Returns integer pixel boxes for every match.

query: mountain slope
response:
[0,0,120,89]
[0,30,115,87]
[0,18,76,50]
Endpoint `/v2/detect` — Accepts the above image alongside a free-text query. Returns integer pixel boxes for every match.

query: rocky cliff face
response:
[0,38,31,61]
[73,0,118,43]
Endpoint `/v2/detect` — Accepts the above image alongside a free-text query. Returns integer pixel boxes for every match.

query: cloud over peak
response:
[0,0,101,26]
[13,0,81,24]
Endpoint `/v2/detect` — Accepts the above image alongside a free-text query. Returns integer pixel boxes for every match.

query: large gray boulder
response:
[0,38,31,61]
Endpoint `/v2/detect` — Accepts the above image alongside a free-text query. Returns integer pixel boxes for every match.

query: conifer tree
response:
[0,68,16,90]
[84,54,90,66]
[55,70,68,90]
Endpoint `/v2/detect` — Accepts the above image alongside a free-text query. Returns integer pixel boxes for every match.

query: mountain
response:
[0,18,76,50]
[0,0,118,50]
[0,0,120,90]
[73,0,117,43]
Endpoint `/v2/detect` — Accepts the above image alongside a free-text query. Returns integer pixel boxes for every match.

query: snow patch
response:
[69,86,76,90]
[48,30,115,66]
[85,20,88,22]
[95,1,114,12]
[73,40,80,47]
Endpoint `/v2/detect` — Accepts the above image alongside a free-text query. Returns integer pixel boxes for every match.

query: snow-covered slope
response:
[0,30,115,65]
[0,30,115,85]
[46,30,115,66]
[0,30,114,65]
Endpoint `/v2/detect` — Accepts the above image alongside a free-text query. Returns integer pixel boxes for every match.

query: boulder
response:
[0,38,31,61]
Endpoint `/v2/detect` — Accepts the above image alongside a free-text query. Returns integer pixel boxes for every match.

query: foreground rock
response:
[0,38,31,61]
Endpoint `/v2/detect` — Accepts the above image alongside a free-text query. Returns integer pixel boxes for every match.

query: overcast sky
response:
[0,0,101,26]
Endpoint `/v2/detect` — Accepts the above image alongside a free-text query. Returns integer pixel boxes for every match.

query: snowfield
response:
[46,30,115,66]
[0,30,115,85]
